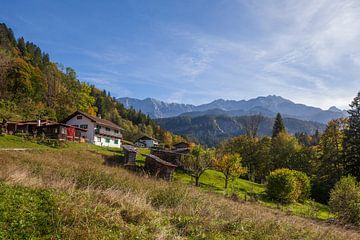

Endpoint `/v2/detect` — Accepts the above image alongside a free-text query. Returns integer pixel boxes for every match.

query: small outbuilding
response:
[173,141,191,154]
[144,154,177,181]
[151,148,185,167]
[123,144,137,164]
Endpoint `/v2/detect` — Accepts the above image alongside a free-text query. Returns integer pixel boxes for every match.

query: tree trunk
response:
[195,176,200,187]
[225,174,229,189]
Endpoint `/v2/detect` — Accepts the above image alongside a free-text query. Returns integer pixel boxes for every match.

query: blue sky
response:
[1,0,359,109]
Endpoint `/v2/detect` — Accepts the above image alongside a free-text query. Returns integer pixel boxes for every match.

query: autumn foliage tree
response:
[214,152,247,189]
[182,145,214,187]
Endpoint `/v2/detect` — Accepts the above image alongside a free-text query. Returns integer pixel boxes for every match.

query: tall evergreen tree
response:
[17,37,27,55]
[272,113,286,138]
[344,91,360,180]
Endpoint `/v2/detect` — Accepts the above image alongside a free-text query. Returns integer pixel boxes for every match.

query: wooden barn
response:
[123,144,137,164]
[144,154,177,181]
[151,148,185,167]
[6,120,55,135]
[173,141,191,154]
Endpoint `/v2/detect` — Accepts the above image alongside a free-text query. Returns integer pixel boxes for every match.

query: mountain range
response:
[118,95,347,123]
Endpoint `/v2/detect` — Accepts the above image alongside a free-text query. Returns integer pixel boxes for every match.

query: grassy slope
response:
[134,145,332,221]
[174,170,332,220]
[0,135,358,239]
[0,135,50,149]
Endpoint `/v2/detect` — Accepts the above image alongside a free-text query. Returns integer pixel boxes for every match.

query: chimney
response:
[98,114,101,119]
[37,119,41,127]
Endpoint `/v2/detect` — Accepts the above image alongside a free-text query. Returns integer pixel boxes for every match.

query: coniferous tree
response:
[272,113,286,138]
[17,37,27,55]
[344,91,360,180]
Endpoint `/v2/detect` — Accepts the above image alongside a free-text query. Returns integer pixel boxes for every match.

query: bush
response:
[266,168,310,203]
[329,176,360,225]
[292,170,311,202]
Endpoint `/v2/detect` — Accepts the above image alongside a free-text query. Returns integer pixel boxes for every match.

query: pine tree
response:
[17,37,27,55]
[272,113,286,138]
[344,91,360,180]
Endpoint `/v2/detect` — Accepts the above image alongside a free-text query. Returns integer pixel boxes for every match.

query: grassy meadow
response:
[0,135,358,239]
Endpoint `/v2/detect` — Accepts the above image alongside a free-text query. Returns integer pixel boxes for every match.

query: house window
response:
[114,139,119,144]
[72,125,79,127]
[80,124,88,129]
[106,127,110,131]
[114,130,119,134]
[97,137,101,142]
[96,125,101,129]
[76,115,82,120]
[105,138,110,143]
[61,128,66,134]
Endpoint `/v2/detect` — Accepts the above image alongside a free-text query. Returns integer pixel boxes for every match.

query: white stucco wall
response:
[66,115,95,143]
[94,135,121,148]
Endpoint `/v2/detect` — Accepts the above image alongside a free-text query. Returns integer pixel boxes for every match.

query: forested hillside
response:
[157,115,325,146]
[0,23,179,142]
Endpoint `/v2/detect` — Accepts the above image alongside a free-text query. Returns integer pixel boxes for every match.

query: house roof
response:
[144,154,177,168]
[11,120,56,126]
[122,144,137,153]
[135,135,158,142]
[173,141,190,147]
[62,111,122,130]
[37,122,88,132]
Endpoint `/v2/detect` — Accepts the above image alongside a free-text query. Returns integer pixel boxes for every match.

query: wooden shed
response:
[123,144,137,164]
[173,141,191,154]
[151,148,185,167]
[144,154,177,181]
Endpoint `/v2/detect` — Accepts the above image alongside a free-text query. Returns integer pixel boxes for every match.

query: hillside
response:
[156,115,326,146]
[118,96,347,123]
[0,137,359,239]
[0,23,171,142]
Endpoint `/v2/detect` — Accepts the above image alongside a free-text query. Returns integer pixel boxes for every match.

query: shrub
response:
[292,170,311,203]
[329,176,360,225]
[266,168,310,203]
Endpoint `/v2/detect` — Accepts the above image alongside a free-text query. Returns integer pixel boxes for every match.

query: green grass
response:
[174,169,334,221]
[0,135,50,149]
[0,182,59,239]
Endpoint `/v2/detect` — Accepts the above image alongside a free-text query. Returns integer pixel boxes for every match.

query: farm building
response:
[123,144,137,164]
[5,120,55,135]
[144,154,177,181]
[172,141,191,154]
[151,148,185,167]
[134,135,159,148]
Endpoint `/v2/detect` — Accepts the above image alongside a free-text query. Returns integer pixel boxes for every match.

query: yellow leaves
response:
[214,153,247,176]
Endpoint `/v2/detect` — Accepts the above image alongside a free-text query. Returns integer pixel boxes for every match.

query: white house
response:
[134,135,159,148]
[63,111,122,148]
